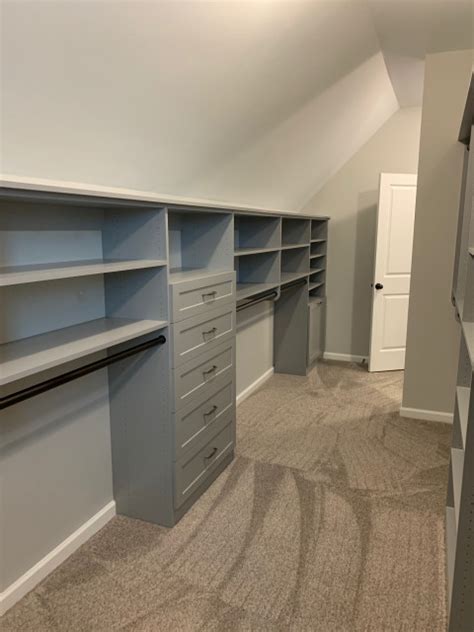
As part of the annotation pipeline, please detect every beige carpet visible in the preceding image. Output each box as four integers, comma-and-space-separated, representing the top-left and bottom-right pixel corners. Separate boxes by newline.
2, 362, 451, 631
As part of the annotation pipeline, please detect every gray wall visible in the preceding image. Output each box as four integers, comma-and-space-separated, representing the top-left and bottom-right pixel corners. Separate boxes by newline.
303, 107, 422, 358
402, 50, 473, 416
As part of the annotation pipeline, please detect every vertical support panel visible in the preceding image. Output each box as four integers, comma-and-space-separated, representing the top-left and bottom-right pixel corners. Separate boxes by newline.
274, 282, 308, 376
108, 331, 173, 526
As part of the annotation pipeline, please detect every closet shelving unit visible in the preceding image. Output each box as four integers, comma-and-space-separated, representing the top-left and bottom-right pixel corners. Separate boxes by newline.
0, 192, 169, 387
234, 213, 281, 301
232, 212, 328, 369
447, 72, 474, 632
0, 178, 329, 535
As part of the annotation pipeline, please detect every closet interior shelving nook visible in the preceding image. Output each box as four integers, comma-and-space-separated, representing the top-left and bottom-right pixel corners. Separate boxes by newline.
448, 71, 474, 632
0, 178, 329, 543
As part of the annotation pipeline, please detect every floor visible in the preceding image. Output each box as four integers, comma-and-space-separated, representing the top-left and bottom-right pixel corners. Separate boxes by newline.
2, 362, 451, 631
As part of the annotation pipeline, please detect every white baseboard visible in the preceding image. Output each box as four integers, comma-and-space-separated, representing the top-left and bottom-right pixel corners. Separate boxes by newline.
0, 500, 116, 617
323, 352, 367, 364
237, 368, 274, 406
400, 406, 453, 424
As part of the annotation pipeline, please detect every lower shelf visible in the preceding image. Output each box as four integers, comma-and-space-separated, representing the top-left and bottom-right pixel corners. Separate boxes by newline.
1, 317, 168, 386
456, 386, 470, 448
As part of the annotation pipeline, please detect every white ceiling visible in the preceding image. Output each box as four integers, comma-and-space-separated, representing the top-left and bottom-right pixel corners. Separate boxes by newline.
1, 1, 472, 209
369, 0, 474, 106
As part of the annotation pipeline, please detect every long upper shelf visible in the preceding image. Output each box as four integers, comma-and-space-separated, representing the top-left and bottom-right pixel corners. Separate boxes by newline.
0, 317, 168, 386
0, 174, 329, 220
0, 259, 167, 287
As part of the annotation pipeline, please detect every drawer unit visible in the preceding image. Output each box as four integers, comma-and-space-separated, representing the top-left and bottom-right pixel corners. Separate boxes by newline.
174, 421, 234, 507
172, 340, 234, 411
169, 271, 235, 322
174, 375, 234, 460
171, 303, 235, 367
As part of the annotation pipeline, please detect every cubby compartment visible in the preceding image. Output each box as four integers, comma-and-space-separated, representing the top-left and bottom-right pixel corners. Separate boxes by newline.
311, 219, 328, 242
309, 268, 325, 292
280, 246, 309, 284
281, 217, 310, 247
235, 250, 280, 300
234, 214, 280, 255
168, 209, 233, 279
0, 200, 167, 286
310, 240, 326, 257
0, 197, 169, 386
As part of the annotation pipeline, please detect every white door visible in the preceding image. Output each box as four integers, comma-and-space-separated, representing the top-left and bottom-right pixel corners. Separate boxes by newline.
369, 173, 417, 372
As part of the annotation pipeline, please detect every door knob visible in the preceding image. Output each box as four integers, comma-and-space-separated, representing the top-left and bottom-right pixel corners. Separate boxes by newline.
374, 283, 383, 290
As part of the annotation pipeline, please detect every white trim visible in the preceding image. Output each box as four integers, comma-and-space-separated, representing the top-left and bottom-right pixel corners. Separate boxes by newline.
0, 500, 116, 617
323, 352, 367, 364
237, 368, 274, 405
400, 406, 453, 424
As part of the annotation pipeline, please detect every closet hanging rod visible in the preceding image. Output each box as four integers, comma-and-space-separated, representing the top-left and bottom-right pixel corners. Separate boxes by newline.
1, 334, 167, 410
280, 278, 308, 292
236, 290, 279, 312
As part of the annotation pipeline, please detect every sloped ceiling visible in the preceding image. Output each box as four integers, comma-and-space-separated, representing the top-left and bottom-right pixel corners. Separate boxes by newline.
0, 1, 472, 210
369, 0, 473, 107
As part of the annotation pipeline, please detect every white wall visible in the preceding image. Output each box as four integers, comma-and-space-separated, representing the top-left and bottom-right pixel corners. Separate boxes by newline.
1, 1, 398, 210
402, 50, 473, 417
303, 107, 422, 359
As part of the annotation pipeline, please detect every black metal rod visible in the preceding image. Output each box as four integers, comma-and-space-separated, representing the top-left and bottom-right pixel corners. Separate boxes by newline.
1, 334, 167, 410
236, 290, 278, 312
280, 278, 308, 292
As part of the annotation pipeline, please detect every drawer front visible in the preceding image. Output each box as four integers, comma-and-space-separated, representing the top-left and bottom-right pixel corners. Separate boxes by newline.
170, 272, 235, 322
175, 421, 234, 507
172, 341, 234, 411
171, 303, 235, 367
174, 377, 234, 460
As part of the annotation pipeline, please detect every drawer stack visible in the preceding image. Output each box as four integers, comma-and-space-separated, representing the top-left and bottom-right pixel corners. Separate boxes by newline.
169, 270, 236, 518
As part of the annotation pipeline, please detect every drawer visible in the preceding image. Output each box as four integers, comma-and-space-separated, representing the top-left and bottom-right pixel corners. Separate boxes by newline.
171, 303, 235, 367
172, 341, 234, 411
174, 376, 235, 460
174, 421, 234, 507
169, 271, 235, 322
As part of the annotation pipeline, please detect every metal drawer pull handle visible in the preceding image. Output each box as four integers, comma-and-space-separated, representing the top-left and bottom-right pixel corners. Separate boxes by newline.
204, 447, 218, 460
203, 405, 218, 418
203, 365, 217, 377
202, 327, 217, 337
202, 291, 217, 300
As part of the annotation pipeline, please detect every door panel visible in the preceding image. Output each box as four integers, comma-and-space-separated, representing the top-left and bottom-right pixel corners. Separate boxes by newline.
369, 173, 417, 372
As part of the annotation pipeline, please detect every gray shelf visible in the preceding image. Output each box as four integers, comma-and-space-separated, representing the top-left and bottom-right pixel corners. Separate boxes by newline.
309, 281, 324, 291
234, 247, 279, 256
456, 386, 469, 448
280, 243, 309, 250
169, 267, 230, 283
311, 238, 326, 244
0, 258, 167, 287
280, 271, 308, 285
451, 447, 464, 529
310, 268, 324, 275
236, 282, 279, 301
1, 317, 168, 385
461, 320, 474, 365
310, 253, 325, 260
